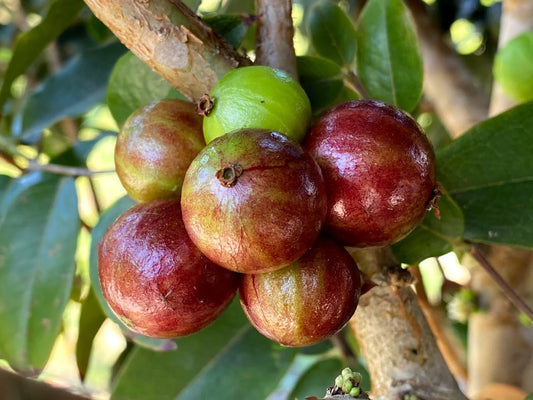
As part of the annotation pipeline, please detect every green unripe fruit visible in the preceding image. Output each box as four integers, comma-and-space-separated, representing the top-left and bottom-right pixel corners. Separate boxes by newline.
201, 66, 312, 143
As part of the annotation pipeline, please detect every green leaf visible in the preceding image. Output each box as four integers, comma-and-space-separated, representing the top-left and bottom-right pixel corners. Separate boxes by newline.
203, 14, 254, 48
107, 52, 186, 127
356, 0, 423, 112
0, 175, 79, 371
392, 190, 464, 264
112, 300, 298, 400
76, 288, 106, 379
0, 0, 85, 108
307, 0, 357, 67
437, 102, 533, 248
525, 394, 533, 400
17, 42, 126, 141
493, 31, 533, 103
89, 195, 176, 351
297, 55, 344, 113
289, 357, 342, 400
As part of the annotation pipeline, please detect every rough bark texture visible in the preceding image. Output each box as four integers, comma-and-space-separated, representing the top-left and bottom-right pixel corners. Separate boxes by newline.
406, 0, 488, 138
348, 248, 468, 400
82, 0, 250, 101
254, 0, 297, 78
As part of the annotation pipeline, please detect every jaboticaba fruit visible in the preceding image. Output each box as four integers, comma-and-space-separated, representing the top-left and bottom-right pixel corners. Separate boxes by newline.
304, 100, 437, 247
181, 128, 327, 274
239, 235, 362, 347
98, 199, 239, 338
114, 99, 205, 202
200, 66, 312, 144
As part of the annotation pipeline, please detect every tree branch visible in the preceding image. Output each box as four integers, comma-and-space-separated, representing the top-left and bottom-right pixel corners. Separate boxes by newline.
82, 0, 251, 101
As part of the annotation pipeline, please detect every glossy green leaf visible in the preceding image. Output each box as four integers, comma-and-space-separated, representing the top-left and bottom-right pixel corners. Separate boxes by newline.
89, 195, 176, 351
493, 31, 533, 103
0, 175, 79, 371
112, 299, 298, 400
356, 0, 423, 111
76, 288, 106, 379
289, 357, 342, 400
392, 191, 464, 264
17, 42, 126, 141
297, 55, 344, 113
437, 102, 533, 248
203, 14, 254, 48
0, 0, 85, 108
107, 52, 186, 127
307, 0, 357, 67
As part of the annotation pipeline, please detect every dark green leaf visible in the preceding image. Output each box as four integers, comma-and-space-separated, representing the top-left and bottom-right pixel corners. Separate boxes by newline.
0, 175, 79, 371
112, 299, 298, 400
307, 0, 357, 67
17, 42, 126, 141
107, 52, 186, 127
437, 102, 533, 248
0, 0, 85, 108
493, 31, 533, 103
297, 55, 344, 113
392, 191, 464, 264
0, 172, 45, 220
289, 357, 342, 400
89, 195, 176, 351
203, 14, 254, 48
76, 288, 106, 379
356, 0, 423, 111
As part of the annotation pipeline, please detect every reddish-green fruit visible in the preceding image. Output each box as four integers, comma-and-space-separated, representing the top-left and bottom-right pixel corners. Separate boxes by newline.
98, 199, 240, 338
181, 128, 327, 274
115, 99, 205, 202
201, 66, 312, 143
304, 100, 437, 247
240, 235, 362, 347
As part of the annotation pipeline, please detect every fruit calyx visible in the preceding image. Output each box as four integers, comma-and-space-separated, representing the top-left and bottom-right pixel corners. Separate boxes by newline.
196, 93, 214, 116
216, 163, 243, 187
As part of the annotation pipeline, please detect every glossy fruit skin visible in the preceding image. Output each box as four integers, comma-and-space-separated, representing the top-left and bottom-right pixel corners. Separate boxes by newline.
115, 99, 205, 202
304, 100, 437, 247
181, 128, 327, 274
98, 199, 240, 338
240, 235, 362, 347
202, 66, 312, 144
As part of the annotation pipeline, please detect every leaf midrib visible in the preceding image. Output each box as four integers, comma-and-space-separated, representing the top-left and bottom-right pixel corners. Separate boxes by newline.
446, 175, 533, 196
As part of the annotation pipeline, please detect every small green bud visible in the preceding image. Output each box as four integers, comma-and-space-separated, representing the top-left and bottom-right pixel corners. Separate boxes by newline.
335, 375, 344, 388
342, 367, 353, 377
342, 379, 353, 392
349, 386, 361, 397
352, 371, 362, 384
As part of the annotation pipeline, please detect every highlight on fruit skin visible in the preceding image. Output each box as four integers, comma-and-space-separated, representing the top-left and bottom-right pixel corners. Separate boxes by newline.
181, 128, 327, 274
114, 99, 205, 203
201, 65, 312, 144
304, 99, 438, 248
239, 235, 362, 347
97, 198, 240, 338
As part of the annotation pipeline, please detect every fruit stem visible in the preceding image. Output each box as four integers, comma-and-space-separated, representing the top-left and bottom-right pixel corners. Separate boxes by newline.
216, 164, 243, 187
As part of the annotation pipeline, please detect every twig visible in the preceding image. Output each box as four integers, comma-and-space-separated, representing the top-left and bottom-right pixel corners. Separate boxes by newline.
471, 244, 533, 321
343, 70, 370, 100
24, 160, 115, 177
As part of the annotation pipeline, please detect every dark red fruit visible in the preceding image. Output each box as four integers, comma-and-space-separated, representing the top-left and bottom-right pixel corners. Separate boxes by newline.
240, 235, 362, 347
304, 100, 437, 247
181, 128, 327, 274
115, 99, 205, 202
98, 199, 240, 338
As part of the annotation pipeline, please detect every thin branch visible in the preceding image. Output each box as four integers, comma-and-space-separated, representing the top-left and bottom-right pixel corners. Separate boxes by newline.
471, 244, 533, 321
24, 161, 115, 177
343, 70, 370, 100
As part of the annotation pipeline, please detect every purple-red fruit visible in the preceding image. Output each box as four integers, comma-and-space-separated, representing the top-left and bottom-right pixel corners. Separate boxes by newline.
304, 100, 437, 247
181, 128, 327, 274
115, 99, 205, 202
98, 199, 240, 338
240, 235, 362, 347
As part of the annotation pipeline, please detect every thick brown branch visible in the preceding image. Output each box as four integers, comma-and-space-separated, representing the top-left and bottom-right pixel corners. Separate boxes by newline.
82, 0, 250, 101
254, 0, 297, 77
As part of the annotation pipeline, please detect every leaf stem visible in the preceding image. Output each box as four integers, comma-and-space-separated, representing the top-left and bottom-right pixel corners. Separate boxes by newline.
343, 70, 370, 100
470, 244, 533, 321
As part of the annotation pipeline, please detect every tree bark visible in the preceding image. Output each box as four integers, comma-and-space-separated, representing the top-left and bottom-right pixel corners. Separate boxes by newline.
82, 0, 250, 101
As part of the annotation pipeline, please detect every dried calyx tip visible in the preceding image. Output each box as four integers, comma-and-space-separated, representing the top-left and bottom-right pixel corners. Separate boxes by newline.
216, 163, 243, 187
196, 93, 214, 116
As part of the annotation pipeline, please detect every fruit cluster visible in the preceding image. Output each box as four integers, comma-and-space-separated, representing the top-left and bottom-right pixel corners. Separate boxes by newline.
98, 65, 437, 346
